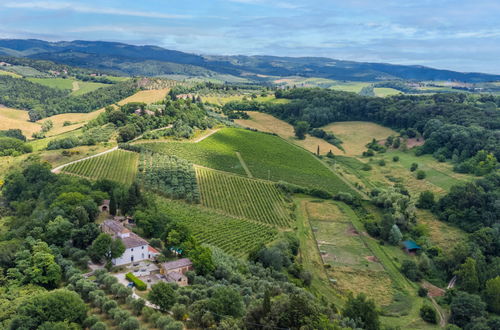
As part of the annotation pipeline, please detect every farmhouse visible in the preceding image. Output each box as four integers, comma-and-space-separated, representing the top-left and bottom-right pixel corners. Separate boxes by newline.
101, 220, 160, 266
134, 108, 156, 116
160, 258, 193, 287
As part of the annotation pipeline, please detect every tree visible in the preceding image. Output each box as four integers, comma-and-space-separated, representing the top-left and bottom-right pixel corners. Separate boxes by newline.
16, 241, 62, 288
417, 191, 435, 209
208, 286, 244, 319
410, 163, 418, 172
15, 289, 87, 329
388, 224, 403, 244
343, 293, 380, 330
294, 121, 309, 140
455, 257, 479, 293
420, 304, 437, 324
45, 216, 73, 246
416, 170, 426, 180
148, 282, 178, 312
110, 193, 117, 216
89, 233, 125, 264
189, 245, 215, 275
450, 291, 486, 328
401, 260, 421, 282
484, 276, 500, 313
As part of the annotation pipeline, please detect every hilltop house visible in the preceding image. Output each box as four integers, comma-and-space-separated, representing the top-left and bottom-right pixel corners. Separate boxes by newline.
101, 220, 160, 266
160, 258, 193, 287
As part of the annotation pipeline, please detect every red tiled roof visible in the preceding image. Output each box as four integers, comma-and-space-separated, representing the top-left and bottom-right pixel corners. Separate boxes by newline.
148, 246, 160, 254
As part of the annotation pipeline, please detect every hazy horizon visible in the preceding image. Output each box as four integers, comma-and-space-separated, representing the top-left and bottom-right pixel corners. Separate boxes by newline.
1, 0, 499, 74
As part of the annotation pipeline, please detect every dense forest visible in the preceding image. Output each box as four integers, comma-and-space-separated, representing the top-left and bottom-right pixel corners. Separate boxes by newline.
0, 75, 138, 120
223, 88, 500, 173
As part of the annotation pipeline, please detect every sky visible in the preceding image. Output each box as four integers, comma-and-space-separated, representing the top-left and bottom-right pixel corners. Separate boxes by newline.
0, 0, 499, 74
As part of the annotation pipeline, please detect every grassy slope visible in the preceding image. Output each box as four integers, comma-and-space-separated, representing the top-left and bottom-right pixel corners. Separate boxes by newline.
235, 111, 340, 156
0, 107, 41, 137
137, 128, 356, 195
322, 121, 397, 156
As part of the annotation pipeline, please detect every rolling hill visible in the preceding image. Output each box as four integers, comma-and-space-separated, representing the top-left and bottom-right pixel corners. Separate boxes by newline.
1, 39, 499, 82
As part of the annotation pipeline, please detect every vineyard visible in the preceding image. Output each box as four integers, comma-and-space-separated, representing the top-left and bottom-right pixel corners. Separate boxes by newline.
138, 152, 200, 203
137, 128, 356, 195
156, 198, 278, 257
61, 150, 138, 185
196, 167, 292, 227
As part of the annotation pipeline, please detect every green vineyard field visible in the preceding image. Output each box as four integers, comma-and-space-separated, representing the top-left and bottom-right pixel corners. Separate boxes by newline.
196, 166, 292, 227
62, 150, 138, 185
137, 128, 356, 195
156, 197, 278, 257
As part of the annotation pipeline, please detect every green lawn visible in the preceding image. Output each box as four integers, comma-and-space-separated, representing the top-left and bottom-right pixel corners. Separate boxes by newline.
27, 77, 74, 90
374, 87, 401, 97
136, 128, 356, 195
71, 81, 108, 95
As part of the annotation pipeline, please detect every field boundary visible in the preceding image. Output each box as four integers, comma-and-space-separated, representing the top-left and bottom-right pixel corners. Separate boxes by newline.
235, 152, 253, 178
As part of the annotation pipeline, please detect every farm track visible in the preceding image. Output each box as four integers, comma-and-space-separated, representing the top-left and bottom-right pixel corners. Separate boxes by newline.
235, 152, 253, 178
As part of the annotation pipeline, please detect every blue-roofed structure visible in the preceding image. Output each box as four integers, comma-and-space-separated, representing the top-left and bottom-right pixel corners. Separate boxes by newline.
402, 240, 421, 253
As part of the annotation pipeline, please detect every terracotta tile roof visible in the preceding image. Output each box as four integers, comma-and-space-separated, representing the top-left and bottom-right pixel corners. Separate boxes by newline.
121, 232, 148, 249
103, 220, 129, 234
161, 258, 192, 271
166, 271, 185, 282
148, 246, 160, 254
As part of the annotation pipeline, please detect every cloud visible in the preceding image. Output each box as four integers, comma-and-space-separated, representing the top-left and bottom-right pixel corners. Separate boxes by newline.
3, 1, 191, 19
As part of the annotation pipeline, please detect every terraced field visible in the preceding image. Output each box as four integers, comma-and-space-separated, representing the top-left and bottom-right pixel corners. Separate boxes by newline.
61, 150, 138, 184
156, 198, 278, 257
196, 166, 292, 227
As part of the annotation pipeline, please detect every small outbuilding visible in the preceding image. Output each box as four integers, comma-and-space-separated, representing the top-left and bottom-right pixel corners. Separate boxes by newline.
99, 200, 110, 212
402, 240, 421, 254
160, 258, 193, 287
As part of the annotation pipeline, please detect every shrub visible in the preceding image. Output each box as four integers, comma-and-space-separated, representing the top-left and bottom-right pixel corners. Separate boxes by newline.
362, 163, 372, 171
392, 156, 399, 162
420, 304, 437, 324
410, 163, 418, 171
416, 170, 426, 180
126, 272, 147, 291
418, 287, 428, 297
378, 159, 386, 166
90, 322, 107, 330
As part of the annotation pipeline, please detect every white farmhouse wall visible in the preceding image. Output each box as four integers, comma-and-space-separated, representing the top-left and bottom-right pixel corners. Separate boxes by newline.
112, 244, 149, 266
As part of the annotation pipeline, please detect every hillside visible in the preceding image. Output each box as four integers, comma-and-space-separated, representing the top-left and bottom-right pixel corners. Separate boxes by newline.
1, 39, 500, 82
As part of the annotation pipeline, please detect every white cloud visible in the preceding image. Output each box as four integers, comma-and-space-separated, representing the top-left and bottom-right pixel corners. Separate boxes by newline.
3, 1, 191, 19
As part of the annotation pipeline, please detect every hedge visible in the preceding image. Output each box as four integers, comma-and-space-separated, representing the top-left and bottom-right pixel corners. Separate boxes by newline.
125, 272, 147, 291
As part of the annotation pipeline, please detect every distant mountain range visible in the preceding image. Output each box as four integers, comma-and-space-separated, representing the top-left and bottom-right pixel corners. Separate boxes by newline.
1, 39, 499, 82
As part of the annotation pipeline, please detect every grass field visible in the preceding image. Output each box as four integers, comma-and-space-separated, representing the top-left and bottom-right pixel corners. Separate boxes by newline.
374, 87, 401, 97
304, 200, 394, 304
62, 150, 138, 185
196, 166, 292, 227
416, 209, 467, 251
27, 77, 74, 90
0, 69, 22, 78
235, 111, 340, 155
156, 197, 278, 257
322, 121, 397, 156
119, 88, 169, 104
137, 128, 355, 195
0, 106, 41, 137
331, 82, 372, 93
37, 110, 105, 137
26, 78, 108, 95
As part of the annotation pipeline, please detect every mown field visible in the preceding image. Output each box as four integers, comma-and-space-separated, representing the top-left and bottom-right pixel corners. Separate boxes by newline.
137, 128, 356, 195
0, 106, 41, 137
322, 121, 397, 156
155, 197, 278, 257
61, 150, 138, 185
196, 166, 292, 227
26, 77, 108, 95
374, 87, 401, 97
235, 111, 340, 156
